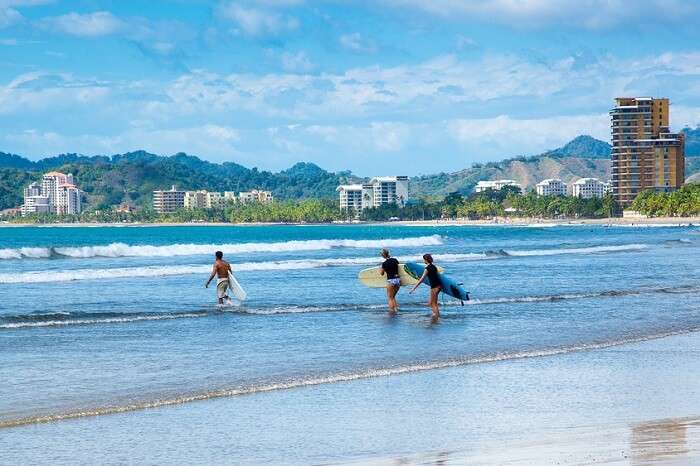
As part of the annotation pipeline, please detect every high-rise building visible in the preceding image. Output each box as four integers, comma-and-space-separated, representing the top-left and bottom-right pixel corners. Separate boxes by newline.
363, 176, 409, 208
337, 176, 409, 212
336, 185, 363, 213
153, 186, 186, 213
535, 179, 567, 196
22, 172, 81, 216
21, 181, 50, 216
610, 97, 685, 205
572, 178, 610, 199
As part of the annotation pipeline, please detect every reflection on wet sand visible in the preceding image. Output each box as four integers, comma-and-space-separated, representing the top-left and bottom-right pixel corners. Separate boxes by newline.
631, 417, 700, 465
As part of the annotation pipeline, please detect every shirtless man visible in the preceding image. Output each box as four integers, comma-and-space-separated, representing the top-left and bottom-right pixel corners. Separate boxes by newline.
205, 251, 233, 305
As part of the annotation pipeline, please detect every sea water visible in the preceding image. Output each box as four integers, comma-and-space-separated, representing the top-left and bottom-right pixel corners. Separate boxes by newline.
1, 224, 699, 463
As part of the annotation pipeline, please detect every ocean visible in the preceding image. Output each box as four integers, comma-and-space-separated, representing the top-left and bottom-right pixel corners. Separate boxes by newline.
1, 223, 699, 464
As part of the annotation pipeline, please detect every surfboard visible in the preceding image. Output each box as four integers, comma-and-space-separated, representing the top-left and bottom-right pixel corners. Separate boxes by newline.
227, 274, 247, 301
358, 264, 444, 288
358, 265, 417, 288
403, 262, 470, 302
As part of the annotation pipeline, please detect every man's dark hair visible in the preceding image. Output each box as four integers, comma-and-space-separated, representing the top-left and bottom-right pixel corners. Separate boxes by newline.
215, 251, 223, 259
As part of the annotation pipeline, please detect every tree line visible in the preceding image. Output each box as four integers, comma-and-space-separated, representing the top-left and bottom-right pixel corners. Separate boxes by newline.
7, 184, 700, 224
631, 183, 700, 217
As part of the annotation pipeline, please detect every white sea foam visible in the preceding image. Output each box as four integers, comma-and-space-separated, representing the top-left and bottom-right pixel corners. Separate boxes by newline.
1, 327, 695, 428
0, 245, 649, 284
0, 235, 444, 260
0, 258, 379, 284
0, 313, 204, 329
503, 243, 648, 256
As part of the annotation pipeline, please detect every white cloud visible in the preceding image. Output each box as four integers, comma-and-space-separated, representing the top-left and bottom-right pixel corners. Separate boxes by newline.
217, 2, 299, 36
279, 51, 315, 72
385, 0, 699, 29
5, 50, 700, 171
448, 114, 610, 153
339, 33, 377, 53
39, 11, 124, 37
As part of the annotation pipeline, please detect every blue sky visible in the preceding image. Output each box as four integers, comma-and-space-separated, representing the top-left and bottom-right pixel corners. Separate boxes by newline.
2, 0, 700, 175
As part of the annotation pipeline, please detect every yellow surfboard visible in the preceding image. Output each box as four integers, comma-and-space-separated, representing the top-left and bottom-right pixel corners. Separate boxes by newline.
358, 264, 443, 288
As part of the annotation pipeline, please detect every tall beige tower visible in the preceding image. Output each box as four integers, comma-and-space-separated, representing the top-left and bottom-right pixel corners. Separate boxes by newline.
610, 97, 685, 205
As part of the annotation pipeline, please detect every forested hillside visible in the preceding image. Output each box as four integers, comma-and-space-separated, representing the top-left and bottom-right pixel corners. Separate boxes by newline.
2, 134, 699, 210
0, 151, 358, 210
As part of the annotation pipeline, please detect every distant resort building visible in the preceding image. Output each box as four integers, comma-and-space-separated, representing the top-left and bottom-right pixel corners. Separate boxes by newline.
238, 190, 274, 204
337, 176, 409, 213
337, 184, 364, 212
535, 179, 567, 196
153, 186, 186, 214
153, 187, 273, 213
474, 179, 521, 193
21, 171, 81, 216
572, 178, 611, 199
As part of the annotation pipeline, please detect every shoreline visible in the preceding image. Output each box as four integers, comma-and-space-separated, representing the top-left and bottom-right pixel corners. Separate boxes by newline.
1, 216, 699, 228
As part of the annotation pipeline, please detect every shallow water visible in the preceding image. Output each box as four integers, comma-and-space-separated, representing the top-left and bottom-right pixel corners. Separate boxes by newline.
1, 224, 699, 460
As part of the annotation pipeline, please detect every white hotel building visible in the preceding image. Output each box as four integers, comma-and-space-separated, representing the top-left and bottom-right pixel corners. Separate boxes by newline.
22, 172, 81, 216
337, 176, 409, 213
536, 179, 567, 196
474, 179, 521, 193
336, 184, 363, 212
572, 178, 611, 199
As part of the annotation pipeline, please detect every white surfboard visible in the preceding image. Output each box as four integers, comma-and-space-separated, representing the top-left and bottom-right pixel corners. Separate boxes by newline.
227, 274, 247, 301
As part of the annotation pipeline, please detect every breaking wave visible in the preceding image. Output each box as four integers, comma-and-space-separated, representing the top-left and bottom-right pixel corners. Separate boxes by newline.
494, 243, 649, 257
0, 244, 652, 285
0, 254, 489, 284
1, 326, 697, 428
0, 235, 444, 260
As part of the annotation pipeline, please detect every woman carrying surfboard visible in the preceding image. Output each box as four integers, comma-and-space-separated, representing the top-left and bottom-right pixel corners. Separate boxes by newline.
409, 254, 442, 322
379, 248, 401, 315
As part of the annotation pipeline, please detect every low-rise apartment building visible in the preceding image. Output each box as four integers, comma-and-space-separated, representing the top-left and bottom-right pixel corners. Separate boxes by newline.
572, 178, 611, 199
536, 179, 567, 196
156, 188, 274, 212
474, 179, 521, 193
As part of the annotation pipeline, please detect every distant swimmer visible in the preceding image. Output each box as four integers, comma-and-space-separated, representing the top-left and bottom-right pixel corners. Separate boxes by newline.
409, 254, 442, 322
379, 248, 401, 315
205, 251, 233, 305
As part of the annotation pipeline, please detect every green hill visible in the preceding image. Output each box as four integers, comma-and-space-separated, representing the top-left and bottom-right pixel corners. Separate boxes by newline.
0, 151, 359, 210
2, 135, 699, 211
545, 135, 611, 158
